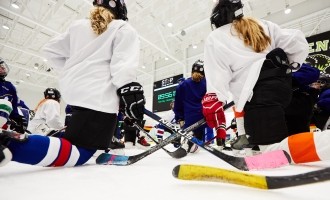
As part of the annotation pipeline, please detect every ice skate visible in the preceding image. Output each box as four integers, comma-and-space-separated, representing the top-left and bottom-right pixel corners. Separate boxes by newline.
136, 136, 151, 150
106, 137, 125, 155
0, 145, 12, 167
230, 134, 250, 156
181, 139, 200, 154
0, 130, 18, 167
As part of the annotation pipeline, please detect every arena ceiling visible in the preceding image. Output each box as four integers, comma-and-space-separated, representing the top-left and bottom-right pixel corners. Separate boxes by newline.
0, 0, 329, 98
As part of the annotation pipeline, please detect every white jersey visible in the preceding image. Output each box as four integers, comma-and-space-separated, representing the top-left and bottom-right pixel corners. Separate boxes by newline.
27, 99, 63, 135
42, 19, 140, 114
204, 19, 309, 112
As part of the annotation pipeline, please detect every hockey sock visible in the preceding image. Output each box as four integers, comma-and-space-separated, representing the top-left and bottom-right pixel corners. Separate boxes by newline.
205, 127, 214, 143
156, 128, 164, 140
8, 135, 96, 167
233, 107, 246, 136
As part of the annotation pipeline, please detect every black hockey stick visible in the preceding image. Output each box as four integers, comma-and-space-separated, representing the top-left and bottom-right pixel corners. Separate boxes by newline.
131, 121, 187, 158
145, 101, 235, 156
144, 104, 291, 171
96, 117, 205, 165
173, 164, 330, 189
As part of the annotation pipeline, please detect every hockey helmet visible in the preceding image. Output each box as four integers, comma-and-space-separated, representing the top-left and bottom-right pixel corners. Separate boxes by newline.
192, 60, 205, 76
93, 0, 128, 21
0, 58, 9, 80
318, 72, 330, 89
210, 0, 244, 29
44, 88, 61, 101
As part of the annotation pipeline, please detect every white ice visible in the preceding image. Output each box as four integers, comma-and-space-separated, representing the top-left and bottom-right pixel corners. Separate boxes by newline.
1, 146, 329, 200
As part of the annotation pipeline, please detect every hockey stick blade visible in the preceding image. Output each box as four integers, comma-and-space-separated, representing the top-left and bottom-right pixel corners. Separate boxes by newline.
173, 164, 330, 189
132, 121, 187, 159
144, 103, 291, 171
96, 118, 205, 165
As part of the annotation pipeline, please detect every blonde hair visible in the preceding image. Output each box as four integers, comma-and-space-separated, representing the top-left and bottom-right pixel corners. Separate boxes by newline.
90, 7, 115, 35
232, 17, 271, 53
191, 72, 204, 82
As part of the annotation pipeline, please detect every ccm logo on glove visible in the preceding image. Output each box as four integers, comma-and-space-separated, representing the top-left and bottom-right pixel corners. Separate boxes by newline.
117, 82, 145, 120
119, 85, 143, 93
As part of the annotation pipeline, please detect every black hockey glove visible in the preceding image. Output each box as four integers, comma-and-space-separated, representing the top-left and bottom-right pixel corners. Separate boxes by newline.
266, 48, 300, 70
10, 115, 26, 134
266, 48, 289, 68
117, 82, 145, 120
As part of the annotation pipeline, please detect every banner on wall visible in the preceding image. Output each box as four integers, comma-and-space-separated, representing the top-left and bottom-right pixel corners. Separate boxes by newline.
152, 74, 183, 112
306, 30, 330, 75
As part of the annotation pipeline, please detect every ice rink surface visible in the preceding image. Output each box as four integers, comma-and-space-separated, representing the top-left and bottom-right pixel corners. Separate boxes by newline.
1, 146, 329, 200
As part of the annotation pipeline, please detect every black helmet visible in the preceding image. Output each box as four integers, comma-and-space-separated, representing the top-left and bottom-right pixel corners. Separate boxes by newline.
192, 60, 204, 76
210, 0, 244, 29
44, 88, 61, 101
0, 58, 9, 81
93, 0, 128, 21
318, 72, 330, 89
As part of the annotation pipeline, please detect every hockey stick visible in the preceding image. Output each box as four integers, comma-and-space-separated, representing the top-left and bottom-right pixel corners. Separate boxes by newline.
96, 117, 205, 165
173, 164, 330, 189
144, 101, 235, 156
144, 105, 291, 171
46, 126, 66, 137
132, 121, 187, 159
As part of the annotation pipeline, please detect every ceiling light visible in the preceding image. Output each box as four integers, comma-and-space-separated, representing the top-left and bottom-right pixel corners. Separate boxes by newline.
2, 25, 9, 30
26, 73, 30, 77
284, 5, 291, 14
192, 45, 198, 49
141, 65, 146, 69
11, 2, 20, 9
34, 66, 38, 70
167, 22, 173, 27
164, 57, 169, 61
43, 58, 48, 62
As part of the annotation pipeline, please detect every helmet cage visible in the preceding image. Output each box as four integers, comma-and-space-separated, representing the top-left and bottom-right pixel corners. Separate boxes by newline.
0, 59, 9, 79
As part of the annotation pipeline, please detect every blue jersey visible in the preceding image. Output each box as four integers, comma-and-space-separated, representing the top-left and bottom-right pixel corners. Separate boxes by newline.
173, 77, 206, 130
18, 99, 30, 110
318, 89, 330, 113
0, 80, 20, 118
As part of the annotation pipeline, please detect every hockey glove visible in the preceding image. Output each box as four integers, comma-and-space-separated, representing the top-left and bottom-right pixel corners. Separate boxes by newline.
266, 48, 299, 70
117, 82, 145, 120
10, 115, 26, 134
202, 93, 226, 140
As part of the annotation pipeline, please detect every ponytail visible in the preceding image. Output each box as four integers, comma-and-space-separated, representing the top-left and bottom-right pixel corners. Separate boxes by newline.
232, 17, 271, 53
90, 7, 115, 35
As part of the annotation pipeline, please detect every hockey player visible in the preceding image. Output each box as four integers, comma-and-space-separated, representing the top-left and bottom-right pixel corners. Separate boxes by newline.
202, 0, 308, 148
201, 0, 330, 163
0, 58, 25, 134
155, 100, 176, 142
312, 73, 330, 130
27, 88, 64, 135
285, 63, 321, 134
174, 60, 221, 153
0, 0, 145, 167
